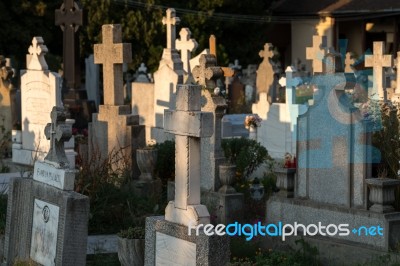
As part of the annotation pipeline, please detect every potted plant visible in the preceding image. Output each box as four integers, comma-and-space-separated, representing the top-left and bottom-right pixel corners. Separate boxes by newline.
117, 226, 145, 266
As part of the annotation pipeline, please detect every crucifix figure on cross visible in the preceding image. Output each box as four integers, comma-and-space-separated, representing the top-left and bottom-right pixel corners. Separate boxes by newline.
94, 24, 132, 106
44, 106, 72, 168
55, 0, 83, 90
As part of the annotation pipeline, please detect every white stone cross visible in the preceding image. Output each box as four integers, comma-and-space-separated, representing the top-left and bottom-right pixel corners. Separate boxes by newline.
164, 82, 214, 226
365, 41, 393, 100
306, 35, 327, 74
28, 37, 48, 71
229, 59, 242, 70
44, 106, 72, 168
162, 8, 180, 50
94, 24, 132, 106
176, 28, 198, 74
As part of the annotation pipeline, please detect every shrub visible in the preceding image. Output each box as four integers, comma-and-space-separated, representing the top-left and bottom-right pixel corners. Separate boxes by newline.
154, 140, 175, 181
222, 138, 273, 179
118, 226, 145, 239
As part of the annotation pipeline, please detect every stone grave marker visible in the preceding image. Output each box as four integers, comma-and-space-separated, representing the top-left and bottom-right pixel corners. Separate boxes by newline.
145, 79, 229, 265
12, 37, 64, 166
90, 24, 144, 177
176, 28, 198, 75
152, 8, 184, 142
0, 56, 15, 156
306, 35, 327, 74
267, 49, 400, 251
135, 62, 150, 83
256, 43, 279, 103
85, 54, 100, 108
365, 41, 393, 100
4, 106, 89, 266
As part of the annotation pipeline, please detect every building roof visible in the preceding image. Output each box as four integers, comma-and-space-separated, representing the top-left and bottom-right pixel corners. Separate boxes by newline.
272, 0, 400, 19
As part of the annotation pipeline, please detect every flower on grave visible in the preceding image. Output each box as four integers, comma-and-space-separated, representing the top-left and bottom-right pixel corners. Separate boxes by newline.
213, 87, 220, 95
283, 152, 296, 168
244, 114, 262, 129
72, 127, 78, 135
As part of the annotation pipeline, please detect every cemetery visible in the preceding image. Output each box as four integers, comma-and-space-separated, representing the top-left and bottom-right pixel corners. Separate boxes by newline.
3, 0, 400, 265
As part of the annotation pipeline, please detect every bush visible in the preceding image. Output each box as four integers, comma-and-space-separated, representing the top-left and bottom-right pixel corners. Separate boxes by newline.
118, 226, 145, 239
154, 140, 175, 181
222, 138, 273, 179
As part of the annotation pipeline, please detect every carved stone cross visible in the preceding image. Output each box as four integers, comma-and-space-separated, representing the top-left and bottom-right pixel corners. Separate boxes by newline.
55, 0, 83, 89
162, 8, 180, 50
44, 106, 72, 168
28, 37, 48, 70
164, 81, 214, 226
306, 35, 328, 74
192, 54, 223, 89
176, 28, 198, 74
365, 41, 393, 100
94, 24, 132, 106
344, 52, 356, 73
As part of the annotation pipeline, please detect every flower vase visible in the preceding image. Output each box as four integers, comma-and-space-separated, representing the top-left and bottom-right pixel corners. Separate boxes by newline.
218, 164, 237, 194
136, 148, 158, 181
249, 126, 257, 140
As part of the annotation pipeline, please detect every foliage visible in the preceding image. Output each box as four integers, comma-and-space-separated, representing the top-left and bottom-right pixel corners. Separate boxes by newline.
230, 238, 320, 266
222, 138, 273, 179
12, 260, 39, 266
75, 143, 163, 234
86, 253, 120, 266
154, 140, 175, 181
118, 226, 145, 239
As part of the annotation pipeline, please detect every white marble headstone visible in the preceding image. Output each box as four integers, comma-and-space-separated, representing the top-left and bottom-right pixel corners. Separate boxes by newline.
30, 199, 60, 266
155, 232, 196, 266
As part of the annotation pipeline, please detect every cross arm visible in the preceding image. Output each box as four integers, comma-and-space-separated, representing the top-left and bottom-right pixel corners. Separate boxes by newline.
164, 110, 214, 138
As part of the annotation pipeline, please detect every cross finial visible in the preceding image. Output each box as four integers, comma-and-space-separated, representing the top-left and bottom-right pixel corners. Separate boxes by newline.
55, 0, 83, 32
138, 62, 147, 73
44, 106, 72, 168
259, 43, 275, 59
306, 35, 328, 74
94, 24, 132, 106
192, 54, 223, 89
27, 37, 48, 71
176, 28, 198, 74
344, 52, 356, 73
162, 8, 180, 50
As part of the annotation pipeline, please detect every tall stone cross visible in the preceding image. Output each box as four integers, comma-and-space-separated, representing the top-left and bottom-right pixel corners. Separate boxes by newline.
365, 41, 393, 100
162, 8, 180, 50
306, 35, 327, 74
176, 28, 198, 74
164, 82, 214, 226
55, 0, 83, 89
94, 24, 132, 106
192, 54, 223, 89
209, 35, 235, 78
44, 106, 72, 168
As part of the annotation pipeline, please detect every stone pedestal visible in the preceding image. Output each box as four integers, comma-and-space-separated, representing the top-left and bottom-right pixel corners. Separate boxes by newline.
366, 178, 400, 213
274, 168, 296, 198
145, 216, 230, 266
203, 191, 244, 225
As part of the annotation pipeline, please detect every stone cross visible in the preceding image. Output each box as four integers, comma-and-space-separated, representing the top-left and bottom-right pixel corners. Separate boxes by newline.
164, 82, 214, 226
138, 62, 147, 73
94, 24, 132, 106
209, 35, 235, 78
192, 54, 223, 89
306, 35, 327, 74
229, 59, 242, 70
44, 106, 72, 168
162, 8, 180, 50
55, 0, 83, 89
27, 37, 48, 70
365, 41, 393, 100
344, 52, 356, 73
176, 28, 198, 74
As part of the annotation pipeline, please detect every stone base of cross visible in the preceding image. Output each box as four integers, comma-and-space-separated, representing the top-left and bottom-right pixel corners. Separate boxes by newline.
164, 82, 214, 227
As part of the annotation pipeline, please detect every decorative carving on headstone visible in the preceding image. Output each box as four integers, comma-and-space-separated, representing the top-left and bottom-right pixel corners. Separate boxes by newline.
44, 106, 72, 168
27, 37, 48, 71
192, 54, 223, 89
